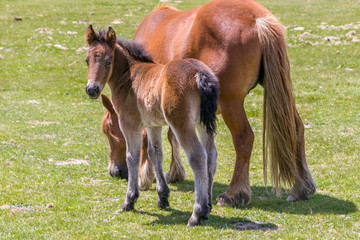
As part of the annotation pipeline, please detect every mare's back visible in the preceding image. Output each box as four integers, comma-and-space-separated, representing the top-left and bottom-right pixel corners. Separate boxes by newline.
133, 0, 270, 65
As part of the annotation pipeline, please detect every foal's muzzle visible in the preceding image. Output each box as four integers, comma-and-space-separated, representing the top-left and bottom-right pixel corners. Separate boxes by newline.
86, 85, 100, 99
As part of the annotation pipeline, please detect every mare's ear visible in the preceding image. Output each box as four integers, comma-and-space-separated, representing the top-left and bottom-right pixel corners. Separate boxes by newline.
105, 26, 117, 47
85, 24, 96, 45
100, 93, 115, 114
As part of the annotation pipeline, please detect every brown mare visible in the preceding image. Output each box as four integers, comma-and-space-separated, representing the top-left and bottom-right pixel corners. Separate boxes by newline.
101, 93, 186, 190
129, 0, 316, 207
84, 26, 219, 226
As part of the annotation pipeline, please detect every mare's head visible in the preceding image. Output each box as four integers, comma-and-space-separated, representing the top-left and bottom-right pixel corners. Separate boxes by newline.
84, 25, 122, 99
100, 94, 128, 179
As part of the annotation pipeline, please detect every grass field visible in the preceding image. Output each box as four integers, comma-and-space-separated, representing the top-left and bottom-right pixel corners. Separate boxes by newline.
1, 0, 359, 239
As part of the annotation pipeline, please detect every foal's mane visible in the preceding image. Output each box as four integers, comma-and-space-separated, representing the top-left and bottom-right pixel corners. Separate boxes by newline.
93, 29, 154, 64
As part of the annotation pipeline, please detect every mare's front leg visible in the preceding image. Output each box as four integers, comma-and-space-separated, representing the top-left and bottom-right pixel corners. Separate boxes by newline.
121, 129, 143, 211
146, 127, 170, 208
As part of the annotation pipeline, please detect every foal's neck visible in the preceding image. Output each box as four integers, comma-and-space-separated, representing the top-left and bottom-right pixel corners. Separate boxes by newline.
107, 44, 159, 98
106, 46, 132, 96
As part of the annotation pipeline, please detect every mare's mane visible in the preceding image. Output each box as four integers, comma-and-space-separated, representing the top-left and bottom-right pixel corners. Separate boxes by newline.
117, 38, 154, 63
155, 4, 178, 11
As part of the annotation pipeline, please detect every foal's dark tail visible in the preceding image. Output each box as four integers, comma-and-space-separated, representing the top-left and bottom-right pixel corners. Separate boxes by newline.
195, 66, 219, 137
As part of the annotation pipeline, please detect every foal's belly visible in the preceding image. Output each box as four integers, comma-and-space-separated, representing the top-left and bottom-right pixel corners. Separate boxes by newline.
138, 104, 167, 127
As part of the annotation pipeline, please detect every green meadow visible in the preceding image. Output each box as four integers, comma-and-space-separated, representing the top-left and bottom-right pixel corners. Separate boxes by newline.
0, 0, 359, 239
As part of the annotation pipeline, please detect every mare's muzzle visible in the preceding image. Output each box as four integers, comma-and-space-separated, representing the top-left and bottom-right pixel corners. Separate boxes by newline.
86, 85, 100, 99
109, 163, 128, 180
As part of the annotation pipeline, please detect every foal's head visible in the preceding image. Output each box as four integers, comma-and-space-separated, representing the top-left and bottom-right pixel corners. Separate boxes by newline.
84, 25, 123, 99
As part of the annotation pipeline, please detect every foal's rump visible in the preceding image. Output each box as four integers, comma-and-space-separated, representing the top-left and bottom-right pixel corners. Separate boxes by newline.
161, 59, 219, 137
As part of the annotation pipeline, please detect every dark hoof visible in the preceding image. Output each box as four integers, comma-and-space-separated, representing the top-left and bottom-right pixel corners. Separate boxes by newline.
157, 199, 170, 209
200, 214, 209, 222
187, 214, 209, 227
187, 203, 210, 226
216, 191, 251, 207
157, 188, 170, 209
121, 202, 134, 211
187, 216, 201, 227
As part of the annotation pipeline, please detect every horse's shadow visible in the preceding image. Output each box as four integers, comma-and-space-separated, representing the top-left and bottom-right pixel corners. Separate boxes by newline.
119, 179, 357, 231
134, 180, 357, 230
170, 180, 357, 215
140, 208, 278, 231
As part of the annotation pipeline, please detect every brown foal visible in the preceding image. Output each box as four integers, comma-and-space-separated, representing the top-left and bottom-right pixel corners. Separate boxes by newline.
85, 26, 219, 226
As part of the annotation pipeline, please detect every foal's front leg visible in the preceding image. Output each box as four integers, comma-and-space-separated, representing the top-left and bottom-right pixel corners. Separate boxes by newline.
146, 127, 170, 209
121, 129, 143, 211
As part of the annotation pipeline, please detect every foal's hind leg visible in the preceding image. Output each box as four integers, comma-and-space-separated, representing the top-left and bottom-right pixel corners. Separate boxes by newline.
166, 128, 186, 183
287, 110, 316, 201
197, 124, 217, 217
146, 127, 170, 208
171, 126, 210, 226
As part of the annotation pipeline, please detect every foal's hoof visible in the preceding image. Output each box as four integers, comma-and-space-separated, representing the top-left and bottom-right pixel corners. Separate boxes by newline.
157, 199, 170, 209
121, 203, 134, 211
187, 214, 208, 227
187, 216, 201, 227
216, 191, 251, 207
200, 214, 209, 222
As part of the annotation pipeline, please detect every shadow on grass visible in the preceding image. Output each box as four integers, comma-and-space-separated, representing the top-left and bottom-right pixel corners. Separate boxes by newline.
170, 180, 357, 215
141, 208, 278, 231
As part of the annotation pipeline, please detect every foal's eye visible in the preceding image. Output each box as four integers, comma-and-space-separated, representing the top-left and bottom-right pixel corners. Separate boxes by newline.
106, 58, 112, 66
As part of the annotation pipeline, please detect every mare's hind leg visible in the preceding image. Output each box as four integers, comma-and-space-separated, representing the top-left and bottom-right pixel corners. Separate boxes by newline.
216, 99, 254, 207
146, 127, 170, 208
171, 126, 210, 226
166, 128, 186, 183
287, 110, 316, 201
121, 129, 143, 211
197, 124, 217, 216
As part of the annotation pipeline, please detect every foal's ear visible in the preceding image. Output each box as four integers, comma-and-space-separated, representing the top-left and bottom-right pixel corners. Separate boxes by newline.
100, 93, 115, 114
85, 24, 96, 45
105, 26, 117, 47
